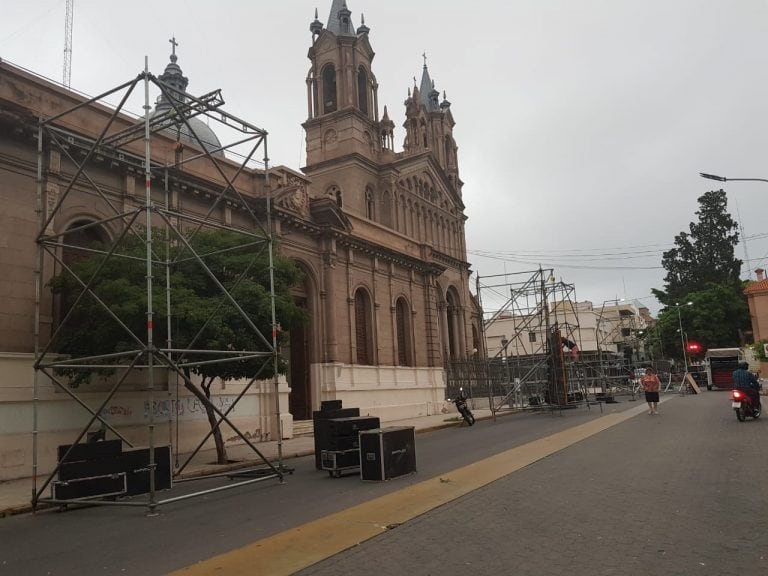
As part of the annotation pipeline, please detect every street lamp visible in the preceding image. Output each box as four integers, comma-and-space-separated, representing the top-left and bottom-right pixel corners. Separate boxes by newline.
672, 301, 693, 373
700, 173, 768, 184
699, 172, 761, 279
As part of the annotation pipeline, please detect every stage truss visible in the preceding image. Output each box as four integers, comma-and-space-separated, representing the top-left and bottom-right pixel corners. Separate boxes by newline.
32, 59, 286, 512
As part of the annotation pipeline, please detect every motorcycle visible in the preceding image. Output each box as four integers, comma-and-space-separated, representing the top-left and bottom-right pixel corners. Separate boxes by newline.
450, 387, 475, 426
731, 388, 761, 422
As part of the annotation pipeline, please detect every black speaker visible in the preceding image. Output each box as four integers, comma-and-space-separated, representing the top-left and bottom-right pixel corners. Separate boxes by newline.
55, 443, 172, 498
360, 426, 416, 481
326, 434, 360, 451
320, 400, 343, 411
312, 408, 361, 469
326, 416, 380, 437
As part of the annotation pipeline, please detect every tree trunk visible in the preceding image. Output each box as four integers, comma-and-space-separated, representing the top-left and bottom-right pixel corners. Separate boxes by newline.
182, 370, 229, 464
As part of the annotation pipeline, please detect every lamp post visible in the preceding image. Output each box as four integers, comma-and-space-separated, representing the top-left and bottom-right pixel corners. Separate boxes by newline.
700, 172, 764, 278
700, 173, 768, 184
672, 301, 693, 373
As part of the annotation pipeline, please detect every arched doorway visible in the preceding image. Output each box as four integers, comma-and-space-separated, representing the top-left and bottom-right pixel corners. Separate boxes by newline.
287, 263, 315, 421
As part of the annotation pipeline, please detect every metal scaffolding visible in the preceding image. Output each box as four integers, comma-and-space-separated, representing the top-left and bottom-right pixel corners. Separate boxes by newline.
32, 59, 284, 512
475, 268, 590, 413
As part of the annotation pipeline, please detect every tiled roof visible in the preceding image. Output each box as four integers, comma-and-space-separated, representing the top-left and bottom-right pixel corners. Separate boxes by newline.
744, 278, 768, 294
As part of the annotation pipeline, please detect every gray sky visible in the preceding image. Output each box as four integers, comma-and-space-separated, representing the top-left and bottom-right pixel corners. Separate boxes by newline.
4, 0, 768, 315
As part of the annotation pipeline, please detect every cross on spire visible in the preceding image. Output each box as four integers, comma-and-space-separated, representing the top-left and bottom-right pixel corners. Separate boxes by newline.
169, 36, 179, 56
422, 52, 428, 68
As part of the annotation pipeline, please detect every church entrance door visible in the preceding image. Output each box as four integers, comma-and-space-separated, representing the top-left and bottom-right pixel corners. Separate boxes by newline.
288, 298, 311, 420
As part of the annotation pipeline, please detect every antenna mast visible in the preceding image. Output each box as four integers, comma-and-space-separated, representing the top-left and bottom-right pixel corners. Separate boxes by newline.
63, 0, 73, 88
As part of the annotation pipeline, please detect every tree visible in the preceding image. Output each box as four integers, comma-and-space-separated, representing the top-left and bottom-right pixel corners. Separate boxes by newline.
653, 189, 742, 305
50, 228, 307, 464
654, 283, 751, 361
652, 190, 750, 358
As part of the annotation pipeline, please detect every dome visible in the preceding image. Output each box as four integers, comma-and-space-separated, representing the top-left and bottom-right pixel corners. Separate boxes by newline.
153, 40, 223, 157
155, 113, 223, 156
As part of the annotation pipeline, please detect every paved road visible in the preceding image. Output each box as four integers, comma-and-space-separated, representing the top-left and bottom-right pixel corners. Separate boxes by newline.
297, 391, 768, 576
1, 391, 765, 575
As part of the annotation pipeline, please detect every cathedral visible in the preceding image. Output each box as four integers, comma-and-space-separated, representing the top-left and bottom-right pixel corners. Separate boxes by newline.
0, 0, 481, 479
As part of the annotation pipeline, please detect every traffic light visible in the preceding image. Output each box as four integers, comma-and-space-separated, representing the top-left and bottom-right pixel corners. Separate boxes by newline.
687, 342, 701, 354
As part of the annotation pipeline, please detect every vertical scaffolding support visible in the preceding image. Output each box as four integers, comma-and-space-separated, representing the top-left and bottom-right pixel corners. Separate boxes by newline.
264, 141, 284, 471
142, 56, 158, 511
32, 121, 44, 507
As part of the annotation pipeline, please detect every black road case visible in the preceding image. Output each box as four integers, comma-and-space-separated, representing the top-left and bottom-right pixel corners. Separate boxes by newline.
320, 449, 361, 478
360, 426, 416, 481
312, 407, 361, 469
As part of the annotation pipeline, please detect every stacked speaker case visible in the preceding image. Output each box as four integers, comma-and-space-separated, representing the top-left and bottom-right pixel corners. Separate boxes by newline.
359, 426, 416, 481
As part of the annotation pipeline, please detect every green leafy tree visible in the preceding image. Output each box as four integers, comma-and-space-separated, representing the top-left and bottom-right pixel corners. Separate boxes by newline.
655, 283, 751, 362
50, 228, 307, 463
652, 190, 750, 360
653, 190, 742, 305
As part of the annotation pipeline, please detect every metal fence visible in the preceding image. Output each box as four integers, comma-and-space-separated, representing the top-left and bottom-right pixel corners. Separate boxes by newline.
445, 354, 674, 412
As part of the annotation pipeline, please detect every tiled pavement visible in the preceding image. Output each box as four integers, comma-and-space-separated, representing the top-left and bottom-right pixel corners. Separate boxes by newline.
296, 391, 767, 576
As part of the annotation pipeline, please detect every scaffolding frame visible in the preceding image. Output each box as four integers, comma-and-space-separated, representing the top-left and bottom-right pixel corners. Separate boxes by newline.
474, 268, 590, 414
32, 59, 285, 512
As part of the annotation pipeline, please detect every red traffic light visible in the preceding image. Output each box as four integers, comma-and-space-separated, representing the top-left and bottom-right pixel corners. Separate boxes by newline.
687, 342, 701, 353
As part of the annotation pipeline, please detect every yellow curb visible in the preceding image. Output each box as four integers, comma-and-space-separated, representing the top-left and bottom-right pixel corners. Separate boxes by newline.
168, 402, 647, 576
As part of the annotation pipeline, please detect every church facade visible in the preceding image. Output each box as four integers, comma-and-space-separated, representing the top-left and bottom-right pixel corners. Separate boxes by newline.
0, 1, 481, 479
277, 2, 482, 421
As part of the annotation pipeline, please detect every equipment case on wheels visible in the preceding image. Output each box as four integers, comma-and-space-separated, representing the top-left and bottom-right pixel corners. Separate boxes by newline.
359, 426, 416, 481
320, 449, 361, 478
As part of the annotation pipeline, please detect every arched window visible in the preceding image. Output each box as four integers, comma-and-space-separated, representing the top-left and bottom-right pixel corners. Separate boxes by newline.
445, 289, 460, 359
444, 136, 454, 166
395, 298, 412, 366
365, 188, 375, 221
357, 66, 369, 115
381, 190, 392, 227
354, 288, 373, 365
59, 221, 109, 325
322, 64, 337, 114
62, 222, 107, 268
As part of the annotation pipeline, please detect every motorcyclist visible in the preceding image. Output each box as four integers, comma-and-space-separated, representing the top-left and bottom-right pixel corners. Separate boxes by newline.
732, 362, 762, 411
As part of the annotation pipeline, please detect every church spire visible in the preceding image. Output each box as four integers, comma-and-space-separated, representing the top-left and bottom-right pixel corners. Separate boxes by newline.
327, 0, 355, 36
357, 12, 369, 35
156, 36, 189, 111
418, 54, 440, 112
310, 8, 324, 36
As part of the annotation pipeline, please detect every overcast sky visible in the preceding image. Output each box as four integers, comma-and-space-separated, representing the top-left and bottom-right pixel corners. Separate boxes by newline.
3, 0, 768, 315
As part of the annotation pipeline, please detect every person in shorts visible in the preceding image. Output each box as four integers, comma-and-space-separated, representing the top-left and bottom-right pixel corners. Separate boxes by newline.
640, 367, 661, 415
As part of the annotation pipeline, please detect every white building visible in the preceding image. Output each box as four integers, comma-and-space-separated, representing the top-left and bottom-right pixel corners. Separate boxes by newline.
485, 300, 650, 362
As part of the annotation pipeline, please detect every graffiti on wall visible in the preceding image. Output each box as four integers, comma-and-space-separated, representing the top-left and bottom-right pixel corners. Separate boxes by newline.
143, 396, 236, 420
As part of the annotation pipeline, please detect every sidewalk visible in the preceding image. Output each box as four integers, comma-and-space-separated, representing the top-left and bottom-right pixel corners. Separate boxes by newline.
0, 407, 492, 517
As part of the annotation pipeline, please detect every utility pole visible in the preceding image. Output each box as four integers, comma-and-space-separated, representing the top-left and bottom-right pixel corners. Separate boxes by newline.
63, 0, 73, 88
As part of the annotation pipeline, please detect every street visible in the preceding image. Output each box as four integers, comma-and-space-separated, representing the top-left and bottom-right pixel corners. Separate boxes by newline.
1, 391, 766, 576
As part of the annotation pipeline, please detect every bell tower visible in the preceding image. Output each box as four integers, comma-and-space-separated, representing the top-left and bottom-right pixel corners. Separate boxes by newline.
304, 1, 381, 167
403, 57, 461, 192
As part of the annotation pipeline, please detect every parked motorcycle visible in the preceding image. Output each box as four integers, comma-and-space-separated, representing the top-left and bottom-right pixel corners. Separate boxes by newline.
450, 387, 475, 426
731, 388, 761, 422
